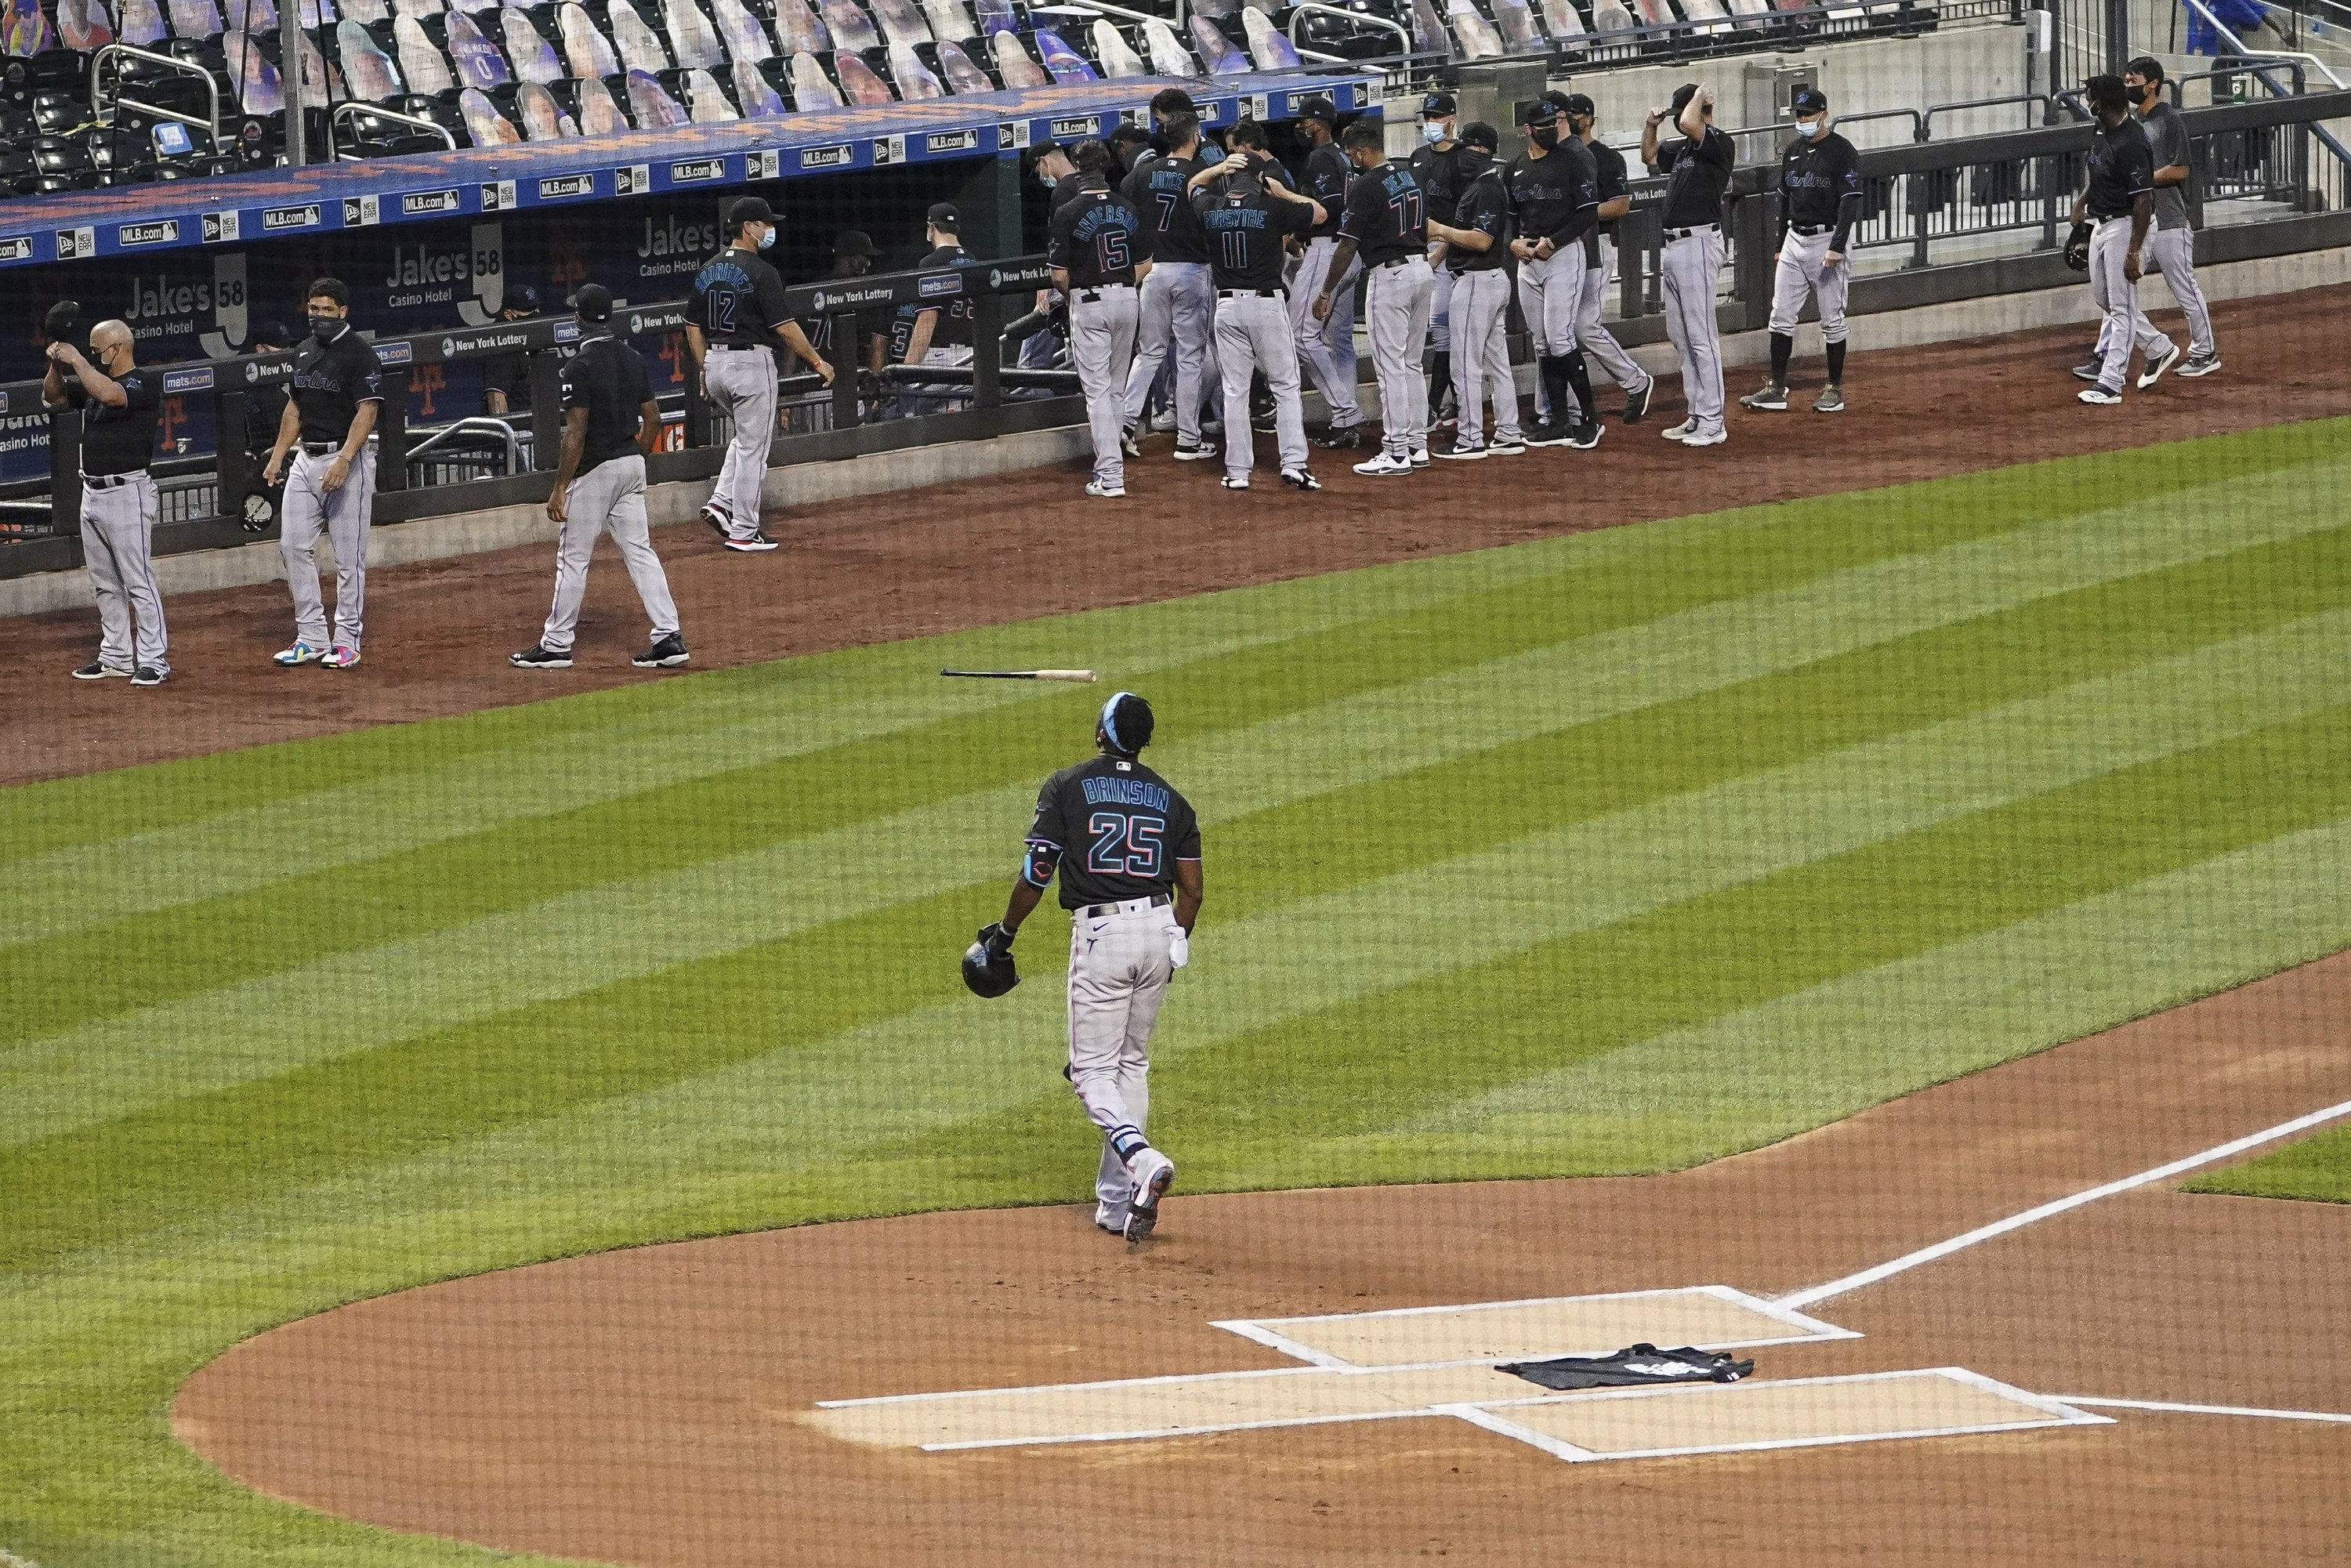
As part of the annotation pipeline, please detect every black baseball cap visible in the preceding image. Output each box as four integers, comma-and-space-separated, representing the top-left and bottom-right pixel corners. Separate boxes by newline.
1669, 81, 1700, 117
835, 229, 878, 258
1519, 90, 1573, 124
926, 201, 961, 229
1563, 92, 1596, 117
1422, 91, 1456, 118
1459, 120, 1499, 152
726, 194, 775, 227
1297, 95, 1338, 125
571, 283, 613, 323
505, 284, 539, 313
1792, 86, 1828, 114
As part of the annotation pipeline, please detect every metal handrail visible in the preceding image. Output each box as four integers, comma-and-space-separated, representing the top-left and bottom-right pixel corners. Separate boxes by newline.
1922, 92, 2056, 135
1288, 2, 1415, 58
403, 416, 523, 473
1830, 105, 1929, 142
328, 99, 458, 160
89, 42, 226, 158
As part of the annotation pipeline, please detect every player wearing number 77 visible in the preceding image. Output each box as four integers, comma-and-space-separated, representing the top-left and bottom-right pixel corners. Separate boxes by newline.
975, 693, 1203, 1244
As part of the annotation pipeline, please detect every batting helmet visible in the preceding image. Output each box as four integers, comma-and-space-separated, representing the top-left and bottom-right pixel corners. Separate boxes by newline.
962, 927, 1019, 998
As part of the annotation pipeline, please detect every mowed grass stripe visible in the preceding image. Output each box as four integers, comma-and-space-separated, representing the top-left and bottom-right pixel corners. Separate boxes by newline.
7, 489, 2335, 1126
17, 605, 2333, 1282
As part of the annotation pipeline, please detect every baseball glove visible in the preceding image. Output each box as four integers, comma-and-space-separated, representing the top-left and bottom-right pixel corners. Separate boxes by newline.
2063, 221, 2092, 272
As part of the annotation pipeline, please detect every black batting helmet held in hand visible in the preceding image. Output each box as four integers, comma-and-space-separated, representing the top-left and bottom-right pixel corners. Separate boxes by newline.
962, 931, 1018, 998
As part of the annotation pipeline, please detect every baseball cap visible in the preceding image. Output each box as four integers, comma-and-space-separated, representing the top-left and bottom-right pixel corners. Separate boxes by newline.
1459, 120, 1499, 153
1421, 91, 1456, 118
571, 283, 614, 323
1518, 90, 1573, 124
1669, 81, 1700, 117
1791, 86, 1828, 114
1562, 92, 1596, 117
835, 228, 878, 258
726, 194, 775, 227
505, 284, 539, 313
1297, 95, 1339, 125
926, 201, 962, 229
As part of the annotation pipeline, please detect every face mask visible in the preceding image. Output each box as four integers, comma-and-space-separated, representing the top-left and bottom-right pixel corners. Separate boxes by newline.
1458, 149, 1492, 179
309, 316, 340, 344
1038, 171, 1057, 189
755, 225, 776, 251
1529, 124, 1559, 151
1797, 115, 1825, 136
1422, 120, 1447, 144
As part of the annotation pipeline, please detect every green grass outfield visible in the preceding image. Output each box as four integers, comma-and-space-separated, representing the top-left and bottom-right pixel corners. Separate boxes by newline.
8, 418, 2351, 1566
2192, 1125, 2351, 1203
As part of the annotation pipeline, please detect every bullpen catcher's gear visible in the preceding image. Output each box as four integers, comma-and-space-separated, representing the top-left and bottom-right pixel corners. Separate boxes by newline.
962, 923, 1018, 997
2064, 221, 2092, 272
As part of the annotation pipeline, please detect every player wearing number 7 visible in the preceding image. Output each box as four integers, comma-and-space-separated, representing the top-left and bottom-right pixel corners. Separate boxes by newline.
976, 693, 1203, 1244
1048, 140, 1151, 499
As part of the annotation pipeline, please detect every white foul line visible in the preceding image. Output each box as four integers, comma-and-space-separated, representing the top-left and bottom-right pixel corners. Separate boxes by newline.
1777, 1095, 2351, 1311
2054, 1396, 2351, 1426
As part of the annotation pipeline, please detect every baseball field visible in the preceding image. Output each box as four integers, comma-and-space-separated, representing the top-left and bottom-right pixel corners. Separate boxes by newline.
6, 406, 2351, 1563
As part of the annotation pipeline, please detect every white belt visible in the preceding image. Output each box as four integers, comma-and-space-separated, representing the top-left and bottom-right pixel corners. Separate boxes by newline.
1078, 892, 1173, 920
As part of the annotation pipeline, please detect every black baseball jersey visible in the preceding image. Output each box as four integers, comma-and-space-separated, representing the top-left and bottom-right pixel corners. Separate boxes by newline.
288, 325, 384, 445
1123, 148, 1215, 264
892, 244, 975, 360
1408, 139, 1473, 227
562, 331, 656, 469
800, 262, 884, 362
1657, 125, 1736, 230
1780, 131, 1863, 248
2085, 114, 2155, 219
1196, 179, 1317, 291
1504, 140, 1598, 249
1049, 180, 1144, 289
1024, 752, 1201, 910
480, 340, 532, 413
691, 246, 791, 351
68, 367, 161, 475
1448, 164, 1510, 273
1588, 136, 1631, 239
1337, 161, 1425, 266
1300, 140, 1350, 240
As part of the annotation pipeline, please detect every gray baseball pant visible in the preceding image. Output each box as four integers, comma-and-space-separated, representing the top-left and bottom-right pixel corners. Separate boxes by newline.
1123, 260, 1219, 445
1288, 237, 1360, 428
539, 453, 679, 654
1070, 283, 1139, 489
1661, 226, 1726, 432
79, 471, 168, 675
701, 344, 775, 539
1364, 255, 1436, 458
1428, 255, 1454, 353
1577, 236, 1650, 393
2144, 224, 2215, 358
2089, 217, 2171, 392
1516, 245, 1585, 356
281, 447, 375, 651
1214, 292, 1309, 481
1067, 899, 1178, 1208
1768, 227, 1851, 343
1447, 267, 1521, 447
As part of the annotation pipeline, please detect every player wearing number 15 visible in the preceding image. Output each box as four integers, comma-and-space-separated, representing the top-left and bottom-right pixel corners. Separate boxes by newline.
976, 693, 1203, 1244
1049, 140, 1150, 500
686, 197, 835, 553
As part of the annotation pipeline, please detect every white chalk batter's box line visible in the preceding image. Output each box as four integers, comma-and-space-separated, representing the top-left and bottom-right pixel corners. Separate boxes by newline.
1435, 1368, 2115, 1464
1209, 1284, 1862, 1370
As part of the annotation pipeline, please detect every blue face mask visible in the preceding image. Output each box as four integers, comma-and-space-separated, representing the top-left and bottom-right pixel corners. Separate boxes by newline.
756, 225, 776, 252
1422, 119, 1447, 144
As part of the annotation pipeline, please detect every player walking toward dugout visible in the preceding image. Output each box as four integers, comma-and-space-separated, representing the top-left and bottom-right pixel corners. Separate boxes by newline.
686, 197, 835, 552
1314, 120, 1434, 477
1424, 121, 1525, 460
2127, 56, 2221, 379
1049, 140, 1150, 499
2070, 74, 2173, 405
45, 318, 168, 686
509, 284, 687, 672
1742, 88, 1863, 415
975, 693, 1203, 1244
1644, 82, 1735, 447
263, 278, 381, 669
1194, 129, 1328, 491
1505, 90, 1604, 450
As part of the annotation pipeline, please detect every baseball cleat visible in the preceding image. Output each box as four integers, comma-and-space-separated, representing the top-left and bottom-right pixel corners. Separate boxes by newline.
273, 640, 324, 667
1095, 1200, 1130, 1236
724, 531, 781, 552
321, 644, 360, 669
510, 646, 573, 669
1312, 423, 1363, 451
2070, 359, 2106, 382
1436, 439, 1488, 460
2078, 385, 2124, 405
1566, 422, 1603, 451
71, 661, 132, 679
1172, 440, 1218, 462
1084, 480, 1127, 498
1408, 448, 1429, 468
1679, 425, 1728, 447
2135, 340, 2182, 389
1148, 408, 1176, 433
1521, 421, 1573, 448
1119, 425, 1143, 458
699, 502, 732, 538
1623, 380, 1654, 423
131, 666, 167, 687
1280, 467, 1321, 491
1250, 407, 1277, 433
1813, 386, 1846, 414
1219, 474, 1250, 490
1351, 451, 1415, 477
1487, 433, 1527, 455
631, 633, 690, 669
1661, 418, 1699, 442
1122, 1149, 1176, 1243
2175, 352, 2222, 378
1738, 381, 1788, 411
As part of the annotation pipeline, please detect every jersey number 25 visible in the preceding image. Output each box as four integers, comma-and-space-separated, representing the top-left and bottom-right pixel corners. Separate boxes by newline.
1088, 812, 1164, 876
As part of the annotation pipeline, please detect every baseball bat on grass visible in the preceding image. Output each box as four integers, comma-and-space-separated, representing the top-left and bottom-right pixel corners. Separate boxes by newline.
940, 668, 1099, 683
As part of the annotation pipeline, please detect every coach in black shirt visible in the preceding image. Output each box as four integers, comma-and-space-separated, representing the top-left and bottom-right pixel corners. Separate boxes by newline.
1643, 83, 1735, 444
47, 318, 169, 683
263, 277, 383, 666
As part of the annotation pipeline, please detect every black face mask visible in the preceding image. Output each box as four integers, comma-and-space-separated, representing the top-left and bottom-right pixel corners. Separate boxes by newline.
1529, 125, 1559, 151
1458, 149, 1494, 179
309, 315, 341, 344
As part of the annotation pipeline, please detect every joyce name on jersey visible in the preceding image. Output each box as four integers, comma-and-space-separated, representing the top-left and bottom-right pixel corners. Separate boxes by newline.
1025, 756, 1202, 910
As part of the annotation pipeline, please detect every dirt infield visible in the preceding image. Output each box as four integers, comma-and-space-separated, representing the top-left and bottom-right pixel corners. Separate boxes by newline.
7, 285, 2350, 787
173, 950, 2351, 1566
